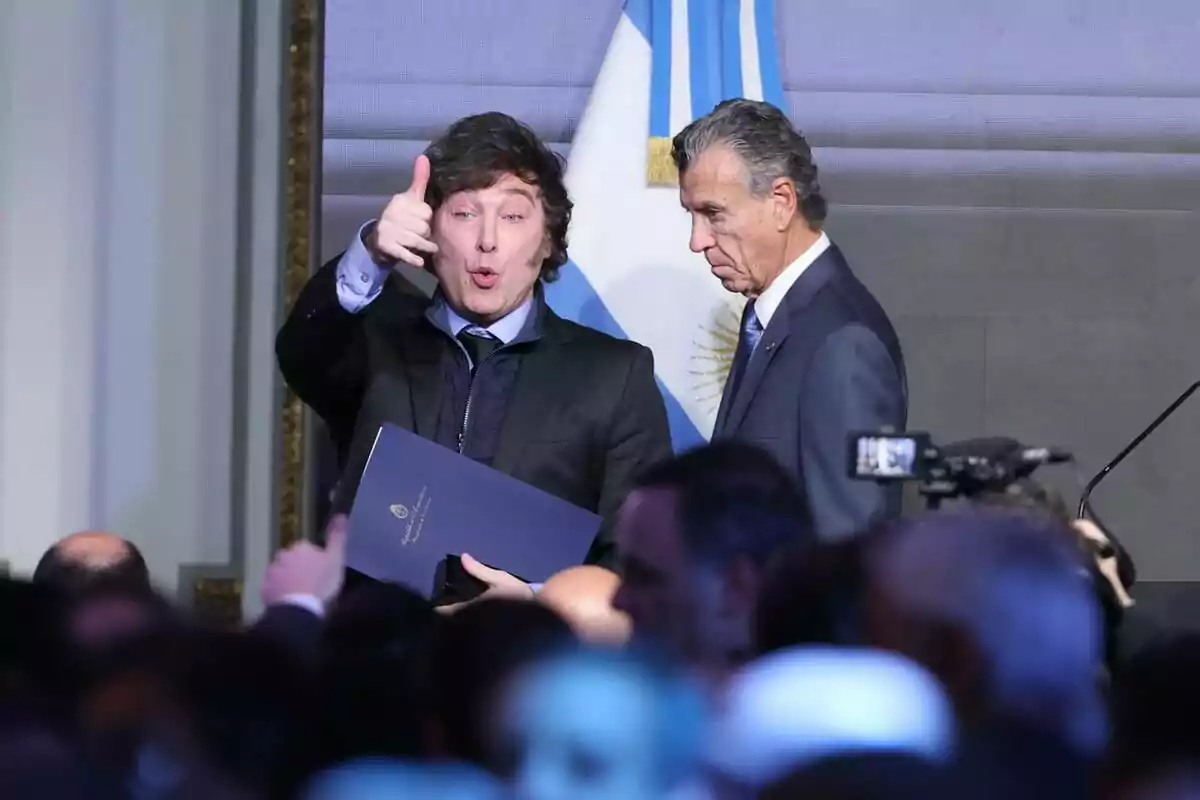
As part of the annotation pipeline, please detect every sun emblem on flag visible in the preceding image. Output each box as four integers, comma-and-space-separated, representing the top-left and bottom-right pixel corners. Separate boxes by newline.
689, 300, 744, 413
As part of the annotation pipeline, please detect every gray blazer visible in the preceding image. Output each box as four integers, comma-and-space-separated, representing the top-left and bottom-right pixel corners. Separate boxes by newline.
713, 244, 907, 540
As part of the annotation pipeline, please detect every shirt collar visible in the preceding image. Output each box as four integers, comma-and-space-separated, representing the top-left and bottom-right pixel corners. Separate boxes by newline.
443, 293, 534, 344
753, 232, 831, 329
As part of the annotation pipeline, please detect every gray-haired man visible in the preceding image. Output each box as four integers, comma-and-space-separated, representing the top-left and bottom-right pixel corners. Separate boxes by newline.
672, 99, 907, 540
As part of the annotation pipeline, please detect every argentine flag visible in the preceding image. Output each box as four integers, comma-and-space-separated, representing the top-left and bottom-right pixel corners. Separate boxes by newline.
545, 0, 786, 450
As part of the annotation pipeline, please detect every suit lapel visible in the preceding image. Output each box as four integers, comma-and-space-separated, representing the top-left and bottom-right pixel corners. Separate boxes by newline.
716, 246, 845, 433
721, 313, 790, 433
397, 320, 447, 439
490, 314, 571, 476
490, 343, 556, 475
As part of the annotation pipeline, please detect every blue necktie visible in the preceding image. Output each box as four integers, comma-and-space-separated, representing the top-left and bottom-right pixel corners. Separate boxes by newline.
726, 300, 763, 401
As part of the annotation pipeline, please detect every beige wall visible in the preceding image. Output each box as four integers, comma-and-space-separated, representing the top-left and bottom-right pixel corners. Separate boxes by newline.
0, 0, 285, 614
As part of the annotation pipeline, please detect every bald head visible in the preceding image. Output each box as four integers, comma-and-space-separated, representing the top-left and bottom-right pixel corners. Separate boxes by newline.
33, 531, 150, 597
54, 532, 135, 567
537, 566, 632, 646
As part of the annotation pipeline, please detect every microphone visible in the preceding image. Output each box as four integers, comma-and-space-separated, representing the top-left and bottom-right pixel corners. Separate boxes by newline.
940, 437, 1073, 477
1077, 379, 1200, 520
1017, 446, 1074, 467
940, 436, 1022, 459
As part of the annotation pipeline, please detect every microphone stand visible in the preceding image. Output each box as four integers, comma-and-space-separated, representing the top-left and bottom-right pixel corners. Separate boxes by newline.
1077, 380, 1199, 592
1077, 380, 1200, 521
1068, 382, 1198, 665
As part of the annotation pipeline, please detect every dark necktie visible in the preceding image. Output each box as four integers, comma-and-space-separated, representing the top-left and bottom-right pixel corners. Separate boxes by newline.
456, 326, 501, 373
725, 299, 764, 401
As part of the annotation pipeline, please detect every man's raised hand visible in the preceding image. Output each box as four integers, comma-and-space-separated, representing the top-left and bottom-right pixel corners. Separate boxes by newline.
366, 154, 438, 268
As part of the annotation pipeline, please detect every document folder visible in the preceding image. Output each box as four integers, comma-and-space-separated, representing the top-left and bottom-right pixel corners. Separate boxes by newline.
345, 423, 602, 598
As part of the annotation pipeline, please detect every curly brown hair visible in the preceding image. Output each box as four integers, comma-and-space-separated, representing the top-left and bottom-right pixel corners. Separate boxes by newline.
424, 112, 572, 282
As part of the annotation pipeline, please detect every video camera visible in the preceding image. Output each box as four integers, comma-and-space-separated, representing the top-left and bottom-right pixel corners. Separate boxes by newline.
848, 430, 1136, 668
847, 431, 1074, 509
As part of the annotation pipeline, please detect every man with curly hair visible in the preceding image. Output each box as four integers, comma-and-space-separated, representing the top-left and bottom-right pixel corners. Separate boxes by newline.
277, 112, 672, 571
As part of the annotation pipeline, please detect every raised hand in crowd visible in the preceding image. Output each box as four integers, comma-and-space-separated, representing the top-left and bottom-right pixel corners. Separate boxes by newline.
260, 513, 349, 611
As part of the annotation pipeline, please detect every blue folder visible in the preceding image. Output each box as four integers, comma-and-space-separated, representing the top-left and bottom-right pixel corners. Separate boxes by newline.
345, 423, 603, 597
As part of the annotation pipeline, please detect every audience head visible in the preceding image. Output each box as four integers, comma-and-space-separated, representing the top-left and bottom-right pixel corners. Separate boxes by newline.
1107, 769, 1200, 800
759, 752, 954, 800
322, 579, 437, 662
754, 537, 871, 655
1106, 633, 1200, 797
0, 578, 72, 706
64, 585, 176, 674
32, 533, 165, 666
708, 646, 954, 790
491, 645, 706, 800
291, 581, 441, 784
66, 621, 305, 800
974, 480, 1136, 667
537, 566, 631, 647
303, 758, 502, 800
33, 532, 151, 599
0, 707, 123, 799
29, 537, 173, 680
167, 628, 309, 797
613, 442, 809, 670
863, 508, 1105, 752
432, 598, 575, 766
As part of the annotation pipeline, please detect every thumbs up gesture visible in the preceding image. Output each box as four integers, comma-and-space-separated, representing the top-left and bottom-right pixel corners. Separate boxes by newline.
365, 154, 439, 268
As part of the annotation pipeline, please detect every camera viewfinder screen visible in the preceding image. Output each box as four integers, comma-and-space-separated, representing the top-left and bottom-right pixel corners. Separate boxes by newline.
856, 436, 917, 478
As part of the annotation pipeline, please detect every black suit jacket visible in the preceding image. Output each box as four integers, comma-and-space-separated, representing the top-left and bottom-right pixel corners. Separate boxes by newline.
713, 243, 907, 540
250, 603, 324, 664
275, 259, 673, 565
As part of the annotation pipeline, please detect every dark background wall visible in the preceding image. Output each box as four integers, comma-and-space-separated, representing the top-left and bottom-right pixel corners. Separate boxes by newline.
320, 0, 1200, 595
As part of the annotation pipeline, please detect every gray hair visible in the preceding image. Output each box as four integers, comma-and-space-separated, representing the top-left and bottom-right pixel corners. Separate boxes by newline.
671, 99, 827, 228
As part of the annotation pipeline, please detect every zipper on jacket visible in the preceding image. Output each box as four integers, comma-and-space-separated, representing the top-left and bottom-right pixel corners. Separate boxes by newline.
457, 386, 474, 453
457, 348, 498, 452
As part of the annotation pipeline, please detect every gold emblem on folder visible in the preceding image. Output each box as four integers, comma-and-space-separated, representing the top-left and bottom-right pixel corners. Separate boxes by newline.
392, 486, 432, 547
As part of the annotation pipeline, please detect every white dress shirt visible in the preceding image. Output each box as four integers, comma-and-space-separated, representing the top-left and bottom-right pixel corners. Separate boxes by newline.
752, 232, 831, 329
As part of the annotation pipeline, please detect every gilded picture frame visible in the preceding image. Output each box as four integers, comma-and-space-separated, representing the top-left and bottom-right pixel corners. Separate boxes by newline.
275, 0, 324, 555
189, 0, 325, 626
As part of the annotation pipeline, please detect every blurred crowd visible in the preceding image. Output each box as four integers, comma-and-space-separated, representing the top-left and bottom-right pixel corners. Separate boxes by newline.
0, 440, 1193, 800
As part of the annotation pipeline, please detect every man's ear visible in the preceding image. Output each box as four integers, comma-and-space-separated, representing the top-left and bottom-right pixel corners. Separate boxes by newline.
770, 177, 799, 231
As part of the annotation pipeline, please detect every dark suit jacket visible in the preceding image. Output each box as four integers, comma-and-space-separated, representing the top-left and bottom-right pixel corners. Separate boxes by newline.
250, 603, 324, 664
713, 243, 907, 540
275, 259, 673, 565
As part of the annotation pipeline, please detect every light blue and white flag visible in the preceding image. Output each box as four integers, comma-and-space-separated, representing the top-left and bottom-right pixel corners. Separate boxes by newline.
545, 0, 786, 450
